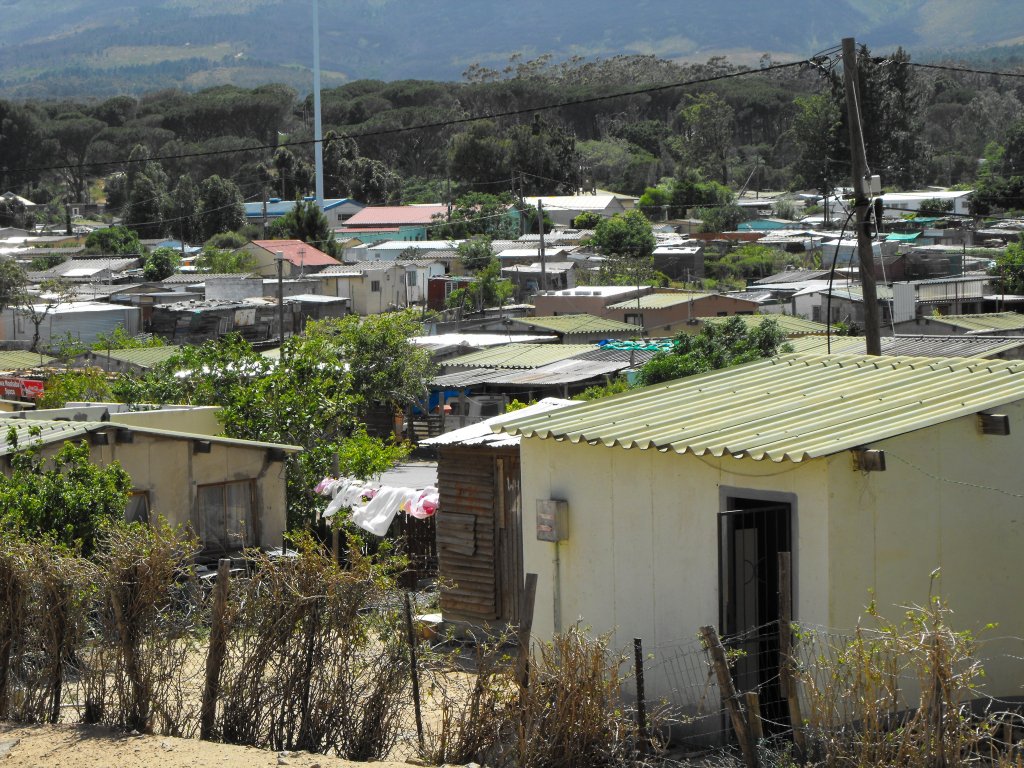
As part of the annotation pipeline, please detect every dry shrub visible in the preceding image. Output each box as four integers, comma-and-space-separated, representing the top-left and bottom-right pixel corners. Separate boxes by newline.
515, 624, 642, 768
215, 534, 408, 760
799, 579, 990, 768
82, 521, 203, 734
0, 534, 96, 724
418, 629, 519, 765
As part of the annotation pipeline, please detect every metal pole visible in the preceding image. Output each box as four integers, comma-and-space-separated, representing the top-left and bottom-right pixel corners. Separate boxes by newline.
538, 200, 547, 292
842, 37, 882, 355
312, 0, 324, 209
634, 638, 649, 755
276, 251, 285, 348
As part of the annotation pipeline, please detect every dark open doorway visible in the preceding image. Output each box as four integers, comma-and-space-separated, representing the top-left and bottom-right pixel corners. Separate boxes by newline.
718, 496, 793, 733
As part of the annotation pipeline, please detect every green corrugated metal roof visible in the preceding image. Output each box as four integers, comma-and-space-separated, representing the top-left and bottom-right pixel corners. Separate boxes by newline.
886, 232, 922, 242
0, 418, 301, 457
702, 314, 830, 336
785, 335, 864, 354
931, 313, 1024, 332
0, 351, 56, 370
444, 343, 595, 369
519, 314, 642, 335
0, 421, 92, 455
98, 346, 182, 369
607, 292, 714, 310
499, 353, 1024, 463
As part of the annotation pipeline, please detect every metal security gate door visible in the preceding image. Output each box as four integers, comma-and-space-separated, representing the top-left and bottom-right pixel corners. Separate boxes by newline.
718, 502, 792, 732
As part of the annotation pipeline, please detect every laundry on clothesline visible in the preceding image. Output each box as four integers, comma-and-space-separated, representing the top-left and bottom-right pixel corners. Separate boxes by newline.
316, 475, 439, 537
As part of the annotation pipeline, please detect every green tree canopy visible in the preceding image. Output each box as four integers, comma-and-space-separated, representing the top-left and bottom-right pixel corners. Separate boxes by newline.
267, 199, 340, 257
992, 238, 1024, 295
636, 315, 791, 386
143, 246, 179, 281
0, 433, 130, 555
0, 259, 27, 314
85, 225, 142, 256
114, 314, 433, 527
589, 209, 656, 259
197, 175, 246, 241
194, 245, 256, 274
456, 235, 495, 272
430, 192, 521, 240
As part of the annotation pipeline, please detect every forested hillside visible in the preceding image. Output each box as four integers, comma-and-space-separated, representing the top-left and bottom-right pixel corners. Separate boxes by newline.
3, 46, 1024, 237
2, 0, 1024, 97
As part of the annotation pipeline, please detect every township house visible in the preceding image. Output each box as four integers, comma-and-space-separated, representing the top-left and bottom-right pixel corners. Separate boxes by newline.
0, 405, 297, 557
242, 239, 341, 277
500, 353, 1024, 738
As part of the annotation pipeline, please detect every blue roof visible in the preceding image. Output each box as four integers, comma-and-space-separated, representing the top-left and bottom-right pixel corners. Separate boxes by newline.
244, 198, 363, 218
738, 219, 791, 231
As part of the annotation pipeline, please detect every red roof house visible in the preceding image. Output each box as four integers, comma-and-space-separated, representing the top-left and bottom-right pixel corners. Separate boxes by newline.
244, 239, 341, 277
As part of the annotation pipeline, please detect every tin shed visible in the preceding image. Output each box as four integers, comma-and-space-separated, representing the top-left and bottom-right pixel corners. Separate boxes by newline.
422, 398, 575, 628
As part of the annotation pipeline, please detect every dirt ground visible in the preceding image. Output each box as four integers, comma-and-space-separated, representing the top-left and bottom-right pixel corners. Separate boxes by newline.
0, 722, 419, 768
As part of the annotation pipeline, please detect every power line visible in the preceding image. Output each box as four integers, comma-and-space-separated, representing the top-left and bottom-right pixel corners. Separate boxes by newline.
3, 59, 811, 178
905, 61, 1024, 79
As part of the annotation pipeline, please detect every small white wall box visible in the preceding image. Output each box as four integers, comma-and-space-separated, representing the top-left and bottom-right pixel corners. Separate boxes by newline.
536, 499, 569, 542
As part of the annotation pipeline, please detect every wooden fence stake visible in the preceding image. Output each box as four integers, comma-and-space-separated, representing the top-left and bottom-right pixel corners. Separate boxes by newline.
200, 559, 231, 741
403, 591, 425, 753
111, 563, 147, 732
701, 625, 759, 768
778, 552, 807, 758
634, 637, 649, 755
516, 573, 538, 695
745, 691, 764, 741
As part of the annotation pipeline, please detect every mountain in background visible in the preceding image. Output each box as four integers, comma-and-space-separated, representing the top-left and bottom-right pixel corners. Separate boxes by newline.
1, 0, 1023, 98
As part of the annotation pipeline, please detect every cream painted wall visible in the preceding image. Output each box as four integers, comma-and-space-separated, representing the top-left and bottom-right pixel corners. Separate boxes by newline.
30, 433, 287, 551
110, 407, 222, 436
519, 439, 830, 684
824, 402, 1024, 696
519, 403, 1024, 707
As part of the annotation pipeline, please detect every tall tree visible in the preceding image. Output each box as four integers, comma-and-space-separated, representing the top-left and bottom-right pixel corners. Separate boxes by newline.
0, 259, 27, 315
197, 175, 245, 241
429, 192, 521, 239
674, 92, 735, 184
835, 46, 925, 190
123, 173, 166, 239
164, 175, 201, 244
49, 113, 106, 203
267, 199, 339, 256
789, 94, 842, 200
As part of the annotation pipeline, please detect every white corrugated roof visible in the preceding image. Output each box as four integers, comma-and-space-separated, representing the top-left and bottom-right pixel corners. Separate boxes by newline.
422, 398, 576, 448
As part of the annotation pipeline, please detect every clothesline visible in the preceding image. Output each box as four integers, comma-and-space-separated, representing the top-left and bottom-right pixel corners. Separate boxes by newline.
315, 476, 439, 537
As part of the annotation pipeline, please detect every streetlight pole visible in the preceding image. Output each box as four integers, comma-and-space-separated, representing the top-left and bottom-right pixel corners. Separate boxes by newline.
312, 0, 324, 210
276, 251, 285, 349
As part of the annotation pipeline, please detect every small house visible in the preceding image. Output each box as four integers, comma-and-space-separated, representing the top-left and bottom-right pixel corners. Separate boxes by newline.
0, 409, 298, 557
500, 353, 1024, 741
604, 290, 761, 333
243, 239, 341, 277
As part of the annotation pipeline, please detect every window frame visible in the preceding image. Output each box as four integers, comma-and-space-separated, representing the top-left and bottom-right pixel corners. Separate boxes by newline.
196, 479, 259, 552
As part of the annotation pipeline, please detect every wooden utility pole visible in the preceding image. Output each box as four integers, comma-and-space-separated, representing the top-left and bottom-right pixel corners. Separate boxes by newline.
842, 37, 882, 355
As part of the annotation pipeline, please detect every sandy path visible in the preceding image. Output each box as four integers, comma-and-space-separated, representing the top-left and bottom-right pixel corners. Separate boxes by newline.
0, 723, 417, 768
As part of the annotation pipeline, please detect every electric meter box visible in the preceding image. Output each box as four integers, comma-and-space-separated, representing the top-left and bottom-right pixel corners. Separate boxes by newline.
536, 499, 569, 542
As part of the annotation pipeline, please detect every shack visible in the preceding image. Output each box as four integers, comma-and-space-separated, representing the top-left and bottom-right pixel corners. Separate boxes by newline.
421, 398, 574, 629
